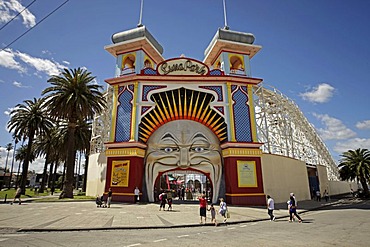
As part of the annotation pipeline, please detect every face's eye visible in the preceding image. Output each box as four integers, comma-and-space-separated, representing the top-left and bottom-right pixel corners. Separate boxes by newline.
161, 147, 178, 153
190, 146, 205, 152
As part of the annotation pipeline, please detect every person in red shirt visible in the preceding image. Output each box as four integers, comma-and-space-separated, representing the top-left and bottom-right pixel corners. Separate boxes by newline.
198, 194, 207, 224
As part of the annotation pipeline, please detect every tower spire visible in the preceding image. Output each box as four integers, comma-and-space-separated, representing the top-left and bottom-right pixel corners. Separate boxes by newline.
223, 0, 229, 30
137, 0, 144, 27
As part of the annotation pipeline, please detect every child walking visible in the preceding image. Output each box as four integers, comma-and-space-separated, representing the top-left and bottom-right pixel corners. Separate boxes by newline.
208, 204, 218, 226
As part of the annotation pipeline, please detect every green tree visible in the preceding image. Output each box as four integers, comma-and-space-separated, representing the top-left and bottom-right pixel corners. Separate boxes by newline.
4, 143, 13, 174
42, 68, 106, 198
34, 126, 63, 193
339, 148, 370, 197
14, 144, 36, 187
7, 98, 53, 193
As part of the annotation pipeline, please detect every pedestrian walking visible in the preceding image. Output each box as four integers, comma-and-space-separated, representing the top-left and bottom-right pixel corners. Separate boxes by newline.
166, 190, 173, 211
134, 186, 140, 203
107, 188, 113, 208
219, 198, 228, 223
316, 190, 321, 201
267, 195, 275, 221
159, 191, 167, 211
324, 189, 329, 202
208, 204, 218, 226
288, 194, 302, 223
198, 193, 207, 224
11, 187, 22, 205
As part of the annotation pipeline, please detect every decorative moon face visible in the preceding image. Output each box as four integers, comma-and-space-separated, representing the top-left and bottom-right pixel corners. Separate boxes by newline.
145, 120, 222, 203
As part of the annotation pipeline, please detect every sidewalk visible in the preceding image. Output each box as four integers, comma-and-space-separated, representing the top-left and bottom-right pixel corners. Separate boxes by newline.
0, 196, 343, 232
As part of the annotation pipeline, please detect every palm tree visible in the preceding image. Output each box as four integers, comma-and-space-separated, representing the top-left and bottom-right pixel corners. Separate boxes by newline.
8, 135, 20, 188
4, 143, 13, 177
42, 68, 106, 198
339, 148, 370, 197
34, 127, 60, 193
15, 144, 36, 187
7, 98, 53, 193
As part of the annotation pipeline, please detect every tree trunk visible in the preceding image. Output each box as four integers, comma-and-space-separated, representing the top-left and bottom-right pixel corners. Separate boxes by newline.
51, 161, 58, 192
360, 177, 369, 197
20, 131, 35, 194
63, 123, 77, 198
38, 154, 49, 193
82, 154, 89, 192
48, 162, 54, 188
61, 162, 66, 190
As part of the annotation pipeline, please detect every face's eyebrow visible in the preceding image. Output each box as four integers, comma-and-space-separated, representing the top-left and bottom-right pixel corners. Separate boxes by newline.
160, 133, 177, 142
191, 133, 209, 142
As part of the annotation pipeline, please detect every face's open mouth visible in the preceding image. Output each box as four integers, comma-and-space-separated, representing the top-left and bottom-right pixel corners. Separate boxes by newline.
145, 161, 221, 203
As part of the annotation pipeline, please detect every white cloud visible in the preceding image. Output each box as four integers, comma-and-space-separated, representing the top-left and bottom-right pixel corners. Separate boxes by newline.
13, 80, 30, 88
4, 107, 15, 116
15, 50, 66, 76
313, 113, 356, 140
0, 48, 26, 72
356, 120, 370, 130
334, 138, 370, 154
0, 48, 67, 76
62, 60, 70, 65
300, 83, 335, 103
0, 0, 36, 28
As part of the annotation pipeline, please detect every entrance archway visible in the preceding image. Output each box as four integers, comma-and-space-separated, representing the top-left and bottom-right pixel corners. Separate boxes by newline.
154, 169, 213, 202
144, 120, 223, 203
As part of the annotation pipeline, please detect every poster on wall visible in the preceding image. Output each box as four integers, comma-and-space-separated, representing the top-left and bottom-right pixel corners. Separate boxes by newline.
237, 160, 257, 187
111, 160, 130, 187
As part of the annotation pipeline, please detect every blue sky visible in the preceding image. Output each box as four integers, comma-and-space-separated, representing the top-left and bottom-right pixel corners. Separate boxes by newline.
1, 0, 370, 173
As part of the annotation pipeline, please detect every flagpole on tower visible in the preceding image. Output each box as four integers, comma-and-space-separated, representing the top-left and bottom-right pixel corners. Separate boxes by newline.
223, 0, 229, 30
138, 0, 144, 27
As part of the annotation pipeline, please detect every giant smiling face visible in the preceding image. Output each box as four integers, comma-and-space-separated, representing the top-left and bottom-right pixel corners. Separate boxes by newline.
145, 120, 222, 203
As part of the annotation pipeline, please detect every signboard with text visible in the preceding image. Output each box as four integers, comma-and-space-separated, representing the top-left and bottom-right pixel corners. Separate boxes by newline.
237, 160, 257, 187
157, 58, 209, 76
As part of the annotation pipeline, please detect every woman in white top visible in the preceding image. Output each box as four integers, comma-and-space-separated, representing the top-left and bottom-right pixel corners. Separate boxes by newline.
219, 198, 228, 223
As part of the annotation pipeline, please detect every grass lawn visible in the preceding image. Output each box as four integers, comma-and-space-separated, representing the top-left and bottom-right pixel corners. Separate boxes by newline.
0, 188, 94, 201
0, 188, 50, 199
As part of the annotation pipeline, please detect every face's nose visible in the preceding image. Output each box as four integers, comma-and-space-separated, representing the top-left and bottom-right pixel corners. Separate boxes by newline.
178, 147, 190, 167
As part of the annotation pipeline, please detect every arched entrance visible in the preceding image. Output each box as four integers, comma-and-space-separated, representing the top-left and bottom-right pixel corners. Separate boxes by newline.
144, 120, 223, 203
154, 169, 213, 202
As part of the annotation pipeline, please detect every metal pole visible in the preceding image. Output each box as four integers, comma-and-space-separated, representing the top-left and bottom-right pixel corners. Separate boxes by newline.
137, 0, 144, 27
223, 0, 229, 29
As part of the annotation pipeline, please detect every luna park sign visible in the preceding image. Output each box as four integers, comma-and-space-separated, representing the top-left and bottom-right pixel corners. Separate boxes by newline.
157, 58, 209, 76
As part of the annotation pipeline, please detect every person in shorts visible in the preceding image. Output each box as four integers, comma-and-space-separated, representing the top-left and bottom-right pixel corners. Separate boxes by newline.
107, 188, 113, 208
198, 194, 207, 224
11, 187, 22, 205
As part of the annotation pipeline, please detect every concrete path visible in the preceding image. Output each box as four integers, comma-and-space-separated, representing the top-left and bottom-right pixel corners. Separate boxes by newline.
0, 196, 344, 232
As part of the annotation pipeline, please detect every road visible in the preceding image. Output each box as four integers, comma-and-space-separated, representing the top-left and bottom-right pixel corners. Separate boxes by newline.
0, 199, 369, 247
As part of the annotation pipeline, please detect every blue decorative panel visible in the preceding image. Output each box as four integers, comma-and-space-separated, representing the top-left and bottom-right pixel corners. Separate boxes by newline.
231, 85, 237, 92
199, 86, 223, 101
209, 69, 223, 76
142, 85, 167, 101
232, 87, 252, 142
128, 84, 134, 91
142, 68, 157, 75
215, 106, 224, 114
141, 106, 151, 115
115, 87, 133, 142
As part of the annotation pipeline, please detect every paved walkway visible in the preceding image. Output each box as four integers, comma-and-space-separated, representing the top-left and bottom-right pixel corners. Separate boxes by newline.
0, 196, 343, 232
